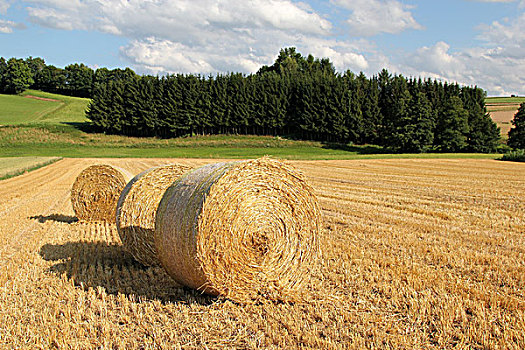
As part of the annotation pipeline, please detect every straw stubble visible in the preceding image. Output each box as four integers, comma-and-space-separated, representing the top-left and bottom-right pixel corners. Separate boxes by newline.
155, 158, 321, 303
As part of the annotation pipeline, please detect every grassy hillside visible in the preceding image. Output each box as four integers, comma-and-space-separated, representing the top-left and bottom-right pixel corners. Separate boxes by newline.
0, 90, 89, 125
0, 93, 62, 125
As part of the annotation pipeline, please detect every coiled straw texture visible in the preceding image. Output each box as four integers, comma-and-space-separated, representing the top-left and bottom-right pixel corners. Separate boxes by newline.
71, 164, 133, 222
116, 164, 193, 266
155, 158, 321, 303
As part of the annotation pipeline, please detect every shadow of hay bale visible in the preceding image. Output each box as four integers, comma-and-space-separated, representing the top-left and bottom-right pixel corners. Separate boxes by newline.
30, 214, 79, 224
39, 241, 216, 305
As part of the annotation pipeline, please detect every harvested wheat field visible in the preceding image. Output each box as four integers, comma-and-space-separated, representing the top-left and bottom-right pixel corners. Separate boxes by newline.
0, 158, 524, 349
487, 103, 519, 136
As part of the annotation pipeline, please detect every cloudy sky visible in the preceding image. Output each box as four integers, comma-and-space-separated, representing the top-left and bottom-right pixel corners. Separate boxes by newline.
1, 0, 524, 96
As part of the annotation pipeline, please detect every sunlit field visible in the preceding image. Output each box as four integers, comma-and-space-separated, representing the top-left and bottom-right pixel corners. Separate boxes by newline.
0, 158, 523, 348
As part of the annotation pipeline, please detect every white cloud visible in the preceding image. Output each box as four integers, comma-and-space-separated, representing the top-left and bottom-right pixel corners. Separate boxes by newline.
331, 0, 423, 36
27, 7, 86, 30
122, 37, 252, 74
26, 0, 332, 38
0, 0, 10, 14
120, 34, 371, 75
18, 0, 525, 95
478, 12, 525, 46
408, 42, 465, 80
0, 1, 26, 33
24, 0, 374, 75
384, 2, 525, 96
0, 19, 13, 33
396, 40, 525, 96
300, 38, 370, 71
0, 19, 26, 33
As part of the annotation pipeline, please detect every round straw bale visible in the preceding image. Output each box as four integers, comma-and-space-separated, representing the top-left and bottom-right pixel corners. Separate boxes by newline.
116, 163, 193, 266
155, 158, 321, 302
71, 164, 133, 222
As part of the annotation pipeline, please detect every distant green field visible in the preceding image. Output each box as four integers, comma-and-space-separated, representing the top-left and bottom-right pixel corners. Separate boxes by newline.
0, 143, 499, 160
0, 157, 61, 180
486, 96, 525, 104
0, 126, 499, 160
0, 90, 89, 125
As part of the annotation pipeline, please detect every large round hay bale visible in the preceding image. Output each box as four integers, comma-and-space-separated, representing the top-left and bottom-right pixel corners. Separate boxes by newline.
155, 158, 321, 302
71, 164, 133, 222
116, 163, 193, 266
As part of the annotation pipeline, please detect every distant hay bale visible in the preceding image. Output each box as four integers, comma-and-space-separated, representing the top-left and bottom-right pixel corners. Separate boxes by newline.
116, 163, 193, 266
71, 164, 133, 222
155, 158, 321, 303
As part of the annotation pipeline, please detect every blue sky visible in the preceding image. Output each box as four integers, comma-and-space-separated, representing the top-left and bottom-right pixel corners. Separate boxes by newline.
1, 0, 524, 96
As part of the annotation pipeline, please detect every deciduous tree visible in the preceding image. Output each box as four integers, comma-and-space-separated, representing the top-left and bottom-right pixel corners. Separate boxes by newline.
3, 58, 33, 94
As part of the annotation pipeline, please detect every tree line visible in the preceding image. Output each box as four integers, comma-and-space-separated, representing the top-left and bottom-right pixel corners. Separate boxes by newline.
87, 48, 501, 153
0, 49, 503, 152
0, 56, 127, 97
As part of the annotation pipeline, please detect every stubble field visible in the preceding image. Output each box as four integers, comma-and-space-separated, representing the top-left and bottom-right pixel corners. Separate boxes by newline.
486, 103, 520, 137
0, 158, 524, 349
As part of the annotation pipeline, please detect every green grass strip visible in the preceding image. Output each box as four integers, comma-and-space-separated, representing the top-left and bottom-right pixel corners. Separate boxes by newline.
486, 97, 525, 104
0, 157, 62, 181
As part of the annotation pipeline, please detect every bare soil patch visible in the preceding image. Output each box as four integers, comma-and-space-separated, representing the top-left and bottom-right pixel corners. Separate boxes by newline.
24, 95, 60, 102
489, 110, 517, 123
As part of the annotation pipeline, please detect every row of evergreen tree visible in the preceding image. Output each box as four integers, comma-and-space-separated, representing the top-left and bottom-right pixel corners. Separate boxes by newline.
0, 49, 502, 152
87, 48, 500, 153
508, 103, 525, 150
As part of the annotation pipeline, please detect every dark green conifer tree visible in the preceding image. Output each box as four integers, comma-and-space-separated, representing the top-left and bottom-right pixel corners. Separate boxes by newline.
0, 57, 6, 90
508, 103, 525, 149
86, 82, 112, 131
360, 76, 382, 144
342, 72, 362, 143
388, 91, 434, 153
461, 87, 500, 153
107, 80, 126, 134
196, 76, 212, 135
434, 96, 469, 152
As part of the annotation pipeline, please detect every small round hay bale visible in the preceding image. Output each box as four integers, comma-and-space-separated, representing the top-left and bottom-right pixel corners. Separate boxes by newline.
116, 163, 193, 266
71, 164, 133, 222
155, 158, 321, 302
